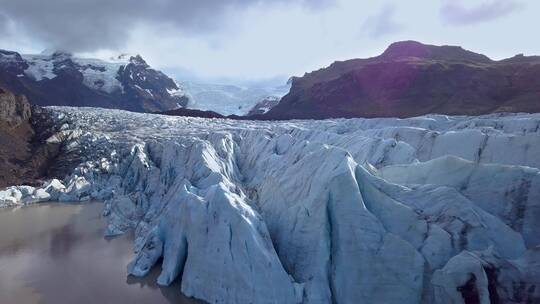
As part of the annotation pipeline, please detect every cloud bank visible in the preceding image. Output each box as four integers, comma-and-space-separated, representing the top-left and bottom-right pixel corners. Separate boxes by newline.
0, 0, 331, 52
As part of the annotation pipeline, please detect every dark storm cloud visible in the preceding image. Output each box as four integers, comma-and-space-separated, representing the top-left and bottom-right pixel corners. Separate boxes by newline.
0, 12, 8, 33
440, 0, 524, 26
0, 0, 332, 52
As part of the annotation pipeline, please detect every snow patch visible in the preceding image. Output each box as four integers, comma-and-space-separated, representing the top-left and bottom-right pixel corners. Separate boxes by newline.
74, 57, 124, 93
22, 55, 57, 81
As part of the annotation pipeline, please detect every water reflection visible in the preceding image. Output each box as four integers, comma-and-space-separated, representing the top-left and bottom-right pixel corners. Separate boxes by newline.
0, 202, 200, 304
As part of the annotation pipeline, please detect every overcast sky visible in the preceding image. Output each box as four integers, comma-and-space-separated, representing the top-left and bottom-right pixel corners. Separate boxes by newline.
0, 0, 538, 85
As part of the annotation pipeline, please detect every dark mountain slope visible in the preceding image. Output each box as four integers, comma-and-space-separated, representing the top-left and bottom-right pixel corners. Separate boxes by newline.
160, 107, 225, 119
265, 41, 540, 119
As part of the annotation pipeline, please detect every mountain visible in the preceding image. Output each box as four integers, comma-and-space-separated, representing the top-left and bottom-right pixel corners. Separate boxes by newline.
0, 50, 188, 112
2, 106, 539, 303
266, 41, 540, 119
179, 81, 290, 116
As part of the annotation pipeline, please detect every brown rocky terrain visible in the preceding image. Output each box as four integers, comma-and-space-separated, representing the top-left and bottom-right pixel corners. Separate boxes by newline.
265, 41, 540, 119
0, 87, 63, 188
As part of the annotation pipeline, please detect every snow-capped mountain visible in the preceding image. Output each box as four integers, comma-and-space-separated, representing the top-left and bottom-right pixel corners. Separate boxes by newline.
1, 107, 539, 303
0, 49, 188, 112
0, 48, 289, 116
179, 81, 290, 116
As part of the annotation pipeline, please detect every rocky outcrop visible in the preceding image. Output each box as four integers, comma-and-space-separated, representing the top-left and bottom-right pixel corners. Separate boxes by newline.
0, 88, 34, 188
0, 88, 66, 188
265, 41, 540, 119
247, 96, 281, 116
0, 87, 31, 128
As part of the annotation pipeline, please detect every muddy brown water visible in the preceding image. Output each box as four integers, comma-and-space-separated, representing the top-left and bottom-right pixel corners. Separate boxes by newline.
0, 202, 200, 304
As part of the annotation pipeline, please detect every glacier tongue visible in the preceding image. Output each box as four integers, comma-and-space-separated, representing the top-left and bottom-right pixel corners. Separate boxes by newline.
1, 107, 539, 303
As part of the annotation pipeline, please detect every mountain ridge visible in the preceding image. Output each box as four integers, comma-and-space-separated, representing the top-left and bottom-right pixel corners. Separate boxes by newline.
265, 40, 540, 119
3, 41, 540, 120
0, 49, 188, 112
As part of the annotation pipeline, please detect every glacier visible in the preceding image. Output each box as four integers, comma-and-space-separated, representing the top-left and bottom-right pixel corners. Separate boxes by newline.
180, 81, 290, 116
1, 107, 539, 303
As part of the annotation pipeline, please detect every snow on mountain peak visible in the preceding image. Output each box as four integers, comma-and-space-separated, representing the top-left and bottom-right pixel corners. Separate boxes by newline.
75, 58, 125, 93
20, 51, 130, 92
128, 54, 148, 66
1, 48, 188, 112
21, 53, 58, 81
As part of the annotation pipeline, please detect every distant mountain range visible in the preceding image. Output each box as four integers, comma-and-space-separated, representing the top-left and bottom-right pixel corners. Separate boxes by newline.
265, 41, 540, 119
0, 49, 289, 115
2, 41, 540, 119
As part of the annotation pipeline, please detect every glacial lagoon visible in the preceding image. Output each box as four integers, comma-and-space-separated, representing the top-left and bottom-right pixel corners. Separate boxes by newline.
0, 202, 199, 304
